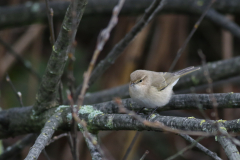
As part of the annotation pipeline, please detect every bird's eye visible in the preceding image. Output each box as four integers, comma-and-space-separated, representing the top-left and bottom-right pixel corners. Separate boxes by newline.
139, 80, 142, 83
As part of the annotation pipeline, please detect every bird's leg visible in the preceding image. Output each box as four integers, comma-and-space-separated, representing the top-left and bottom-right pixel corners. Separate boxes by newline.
147, 106, 159, 120
136, 107, 145, 114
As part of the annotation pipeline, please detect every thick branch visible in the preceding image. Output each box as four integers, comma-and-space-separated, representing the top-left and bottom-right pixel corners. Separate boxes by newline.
1, 93, 240, 138
2, 101, 240, 138
32, 0, 87, 115
24, 112, 62, 160
1, 0, 240, 29
89, 93, 240, 114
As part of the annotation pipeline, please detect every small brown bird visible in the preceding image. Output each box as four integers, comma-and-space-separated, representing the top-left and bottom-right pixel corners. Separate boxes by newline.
129, 66, 200, 109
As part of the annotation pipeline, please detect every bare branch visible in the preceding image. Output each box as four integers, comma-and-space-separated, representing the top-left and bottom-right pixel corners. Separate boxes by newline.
82, 132, 103, 160
2, 0, 240, 29
77, 0, 126, 106
24, 112, 62, 160
6, 74, 24, 107
168, 0, 215, 71
140, 150, 149, 160
0, 38, 41, 81
179, 134, 221, 160
32, 0, 87, 115
165, 137, 205, 160
0, 134, 35, 160
122, 132, 140, 160
217, 124, 240, 160
47, 133, 68, 145
44, 0, 55, 45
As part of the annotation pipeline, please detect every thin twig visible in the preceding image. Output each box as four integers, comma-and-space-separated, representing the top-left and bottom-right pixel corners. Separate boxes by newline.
168, 0, 216, 72
72, 113, 106, 159
68, 90, 106, 159
82, 132, 103, 160
0, 38, 41, 80
140, 150, 149, 160
43, 149, 51, 160
122, 132, 140, 160
0, 134, 36, 160
77, 0, 126, 106
6, 74, 24, 107
73, 0, 127, 157
198, 50, 219, 120
47, 133, 68, 145
67, 0, 82, 158
179, 134, 222, 160
198, 50, 240, 150
67, 90, 79, 160
58, 82, 63, 104
44, 0, 55, 45
67, 132, 75, 158
165, 137, 205, 160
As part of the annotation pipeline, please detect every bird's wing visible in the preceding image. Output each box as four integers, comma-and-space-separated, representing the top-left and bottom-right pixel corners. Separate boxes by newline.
151, 72, 178, 91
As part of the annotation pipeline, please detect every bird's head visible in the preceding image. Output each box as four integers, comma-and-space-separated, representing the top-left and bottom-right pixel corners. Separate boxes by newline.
129, 70, 149, 88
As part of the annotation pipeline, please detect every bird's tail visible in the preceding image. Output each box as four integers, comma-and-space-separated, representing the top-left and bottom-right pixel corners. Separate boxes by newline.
173, 66, 200, 77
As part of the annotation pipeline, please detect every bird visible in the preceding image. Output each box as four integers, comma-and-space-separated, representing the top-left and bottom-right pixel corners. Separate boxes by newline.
129, 66, 200, 110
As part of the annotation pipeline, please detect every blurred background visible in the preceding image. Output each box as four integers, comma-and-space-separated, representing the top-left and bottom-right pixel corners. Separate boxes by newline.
1, 0, 240, 159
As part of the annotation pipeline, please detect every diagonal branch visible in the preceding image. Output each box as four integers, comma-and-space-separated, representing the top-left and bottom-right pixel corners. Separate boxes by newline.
179, 134, 221, 160
168, 0, 215, 72
165, 137, 205, 160
24, 111, 63, 160
216, 124, 240, 160
82, 132, 103, 160
32, 0, 87, 115
0, 134, 36, 160
0, 38, 41, 80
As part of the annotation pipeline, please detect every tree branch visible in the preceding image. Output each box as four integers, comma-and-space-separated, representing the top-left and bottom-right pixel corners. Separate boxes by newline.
32, 0, 87, 115
1, 0, 240, 29
0, 134, 36, 160
24, 112, 62, 160
0, 38, 41, 80
216, 124, 240, 160
179, 134, 222, 160
82, 132, 103, 160
2, 93, 240, 138
165, 137, 205, 160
